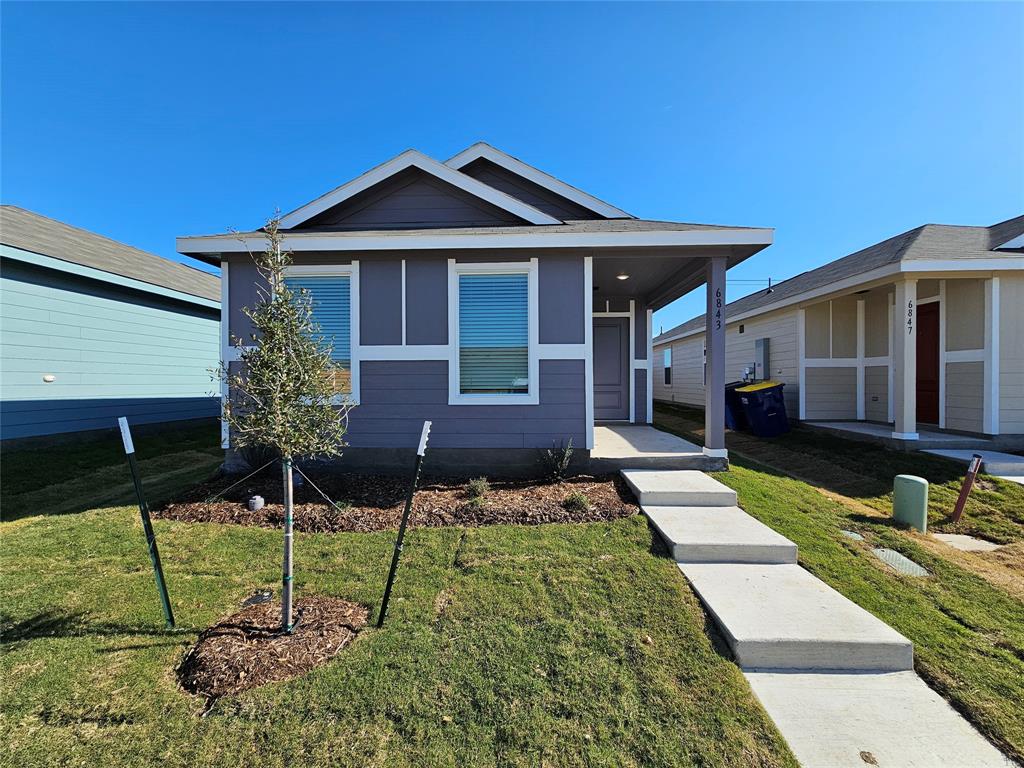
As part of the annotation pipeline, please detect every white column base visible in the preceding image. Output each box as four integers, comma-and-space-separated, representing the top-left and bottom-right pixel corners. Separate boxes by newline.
703, 447, 729, 458
891, 431, 919, 441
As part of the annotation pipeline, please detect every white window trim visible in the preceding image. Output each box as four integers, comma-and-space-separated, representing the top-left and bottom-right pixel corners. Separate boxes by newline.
448, 259, 539, 406
283, 262, 361, 405
220, 260, 231, 448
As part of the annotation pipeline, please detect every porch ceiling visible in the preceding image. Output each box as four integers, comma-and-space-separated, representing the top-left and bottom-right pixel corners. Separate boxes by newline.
592, 243, 768, 310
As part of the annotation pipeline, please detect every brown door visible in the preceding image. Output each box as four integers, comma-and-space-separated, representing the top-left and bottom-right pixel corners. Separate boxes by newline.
916, 302, 940, 425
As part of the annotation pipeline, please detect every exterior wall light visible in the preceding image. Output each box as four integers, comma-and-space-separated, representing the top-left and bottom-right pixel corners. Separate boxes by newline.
616, 272, 630, 280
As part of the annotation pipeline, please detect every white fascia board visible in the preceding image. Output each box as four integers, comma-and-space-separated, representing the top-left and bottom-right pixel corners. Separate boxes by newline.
277, 149, 560, 228
899, 257, 1024, 272
445, 142, 633, 219
1, 243, 219, 310
178, 226, 773, 256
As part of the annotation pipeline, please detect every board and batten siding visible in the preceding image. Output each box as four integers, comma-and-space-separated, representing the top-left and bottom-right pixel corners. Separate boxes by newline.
224, 251, 590, 450
653, 307, 799, 414
1000, 275, 1024, 434
1, 253, 219, 439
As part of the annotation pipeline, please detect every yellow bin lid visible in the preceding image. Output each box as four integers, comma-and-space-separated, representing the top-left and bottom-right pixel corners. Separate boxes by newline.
735, 380, 782, 393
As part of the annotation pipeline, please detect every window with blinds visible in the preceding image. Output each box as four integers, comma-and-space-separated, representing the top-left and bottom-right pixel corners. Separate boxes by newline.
458, 272, 529, 394
284, 275, 352, 393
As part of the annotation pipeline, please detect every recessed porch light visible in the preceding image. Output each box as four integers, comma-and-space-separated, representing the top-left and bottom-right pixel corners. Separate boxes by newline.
616, 272, 630, 281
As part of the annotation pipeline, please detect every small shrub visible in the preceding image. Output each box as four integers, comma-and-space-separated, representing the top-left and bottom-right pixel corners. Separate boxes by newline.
465, 495, 486, 512
562, 490, 590, 514
466, 476, 490, 499
537, 438, 574, 481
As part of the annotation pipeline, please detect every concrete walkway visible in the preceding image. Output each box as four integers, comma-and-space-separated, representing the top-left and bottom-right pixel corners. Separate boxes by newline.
623, 469, 1013, 767
924, 448, 1024, 486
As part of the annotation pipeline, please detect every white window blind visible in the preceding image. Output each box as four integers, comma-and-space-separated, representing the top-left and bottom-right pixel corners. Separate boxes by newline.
458, 273, 529, 394
284, 275, 351, 392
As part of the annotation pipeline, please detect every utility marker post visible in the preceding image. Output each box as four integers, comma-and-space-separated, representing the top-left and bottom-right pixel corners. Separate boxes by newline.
117, 417, 175, 629
377, 420, 431, 628
951, 453, 984, 524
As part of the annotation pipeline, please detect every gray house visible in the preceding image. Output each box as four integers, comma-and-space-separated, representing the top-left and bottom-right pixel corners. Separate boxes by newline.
178, 143, 772, 472
1, 206, 220, 440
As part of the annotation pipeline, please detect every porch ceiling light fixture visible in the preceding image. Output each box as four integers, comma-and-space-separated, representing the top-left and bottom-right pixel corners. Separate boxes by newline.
616, 272, 630, 281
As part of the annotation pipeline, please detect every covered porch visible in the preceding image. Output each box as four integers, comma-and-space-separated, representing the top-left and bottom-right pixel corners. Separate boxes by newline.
586, 228, 773, 466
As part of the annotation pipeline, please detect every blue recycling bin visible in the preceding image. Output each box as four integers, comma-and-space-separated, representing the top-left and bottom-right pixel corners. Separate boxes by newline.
736, 381, 789, 437
724, 381, 749, 431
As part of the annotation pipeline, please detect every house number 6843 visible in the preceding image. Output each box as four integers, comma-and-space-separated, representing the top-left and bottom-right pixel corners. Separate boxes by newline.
714, 288, 723, 331
906, 299, 914, 335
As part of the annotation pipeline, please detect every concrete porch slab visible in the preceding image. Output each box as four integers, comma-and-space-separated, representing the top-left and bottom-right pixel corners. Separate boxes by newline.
644, 505, 798, 563
679, 563, 913, 671
804, 421, 1002, 451
590, 425, 725, 472
621, 469, 737, 507
745, 670, 1013, 768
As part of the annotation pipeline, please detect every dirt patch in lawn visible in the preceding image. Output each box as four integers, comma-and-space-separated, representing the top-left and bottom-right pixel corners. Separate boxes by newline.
177, 596, 367, 700
157, 473, 637, 532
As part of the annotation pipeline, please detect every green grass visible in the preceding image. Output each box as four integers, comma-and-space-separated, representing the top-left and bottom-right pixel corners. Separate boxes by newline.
655, 402, 1024, 762
656, 402, 1024, 543
0, 433, 795, 768
1, 422, 223, 520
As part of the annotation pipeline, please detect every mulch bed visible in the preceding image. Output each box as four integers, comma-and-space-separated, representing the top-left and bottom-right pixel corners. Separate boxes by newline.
157, 472, 638, 533
177, 596, 368, 700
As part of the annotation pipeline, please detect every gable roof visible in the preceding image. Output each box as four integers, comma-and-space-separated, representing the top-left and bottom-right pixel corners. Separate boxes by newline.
655, 215, 1024, 344
278, 149, 561, 229
445, 142, 632, 219
1, 205, 220, 304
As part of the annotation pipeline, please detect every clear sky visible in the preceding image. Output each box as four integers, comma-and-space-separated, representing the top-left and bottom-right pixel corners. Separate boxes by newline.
3, 2, 1022, 332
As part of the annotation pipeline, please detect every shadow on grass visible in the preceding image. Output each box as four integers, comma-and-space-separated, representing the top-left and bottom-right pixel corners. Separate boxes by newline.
0, 609, 194, 648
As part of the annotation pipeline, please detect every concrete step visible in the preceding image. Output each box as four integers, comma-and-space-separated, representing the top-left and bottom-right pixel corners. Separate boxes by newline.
620, 470, 737, 507
644, 505, 798, 564
679, 563, 914, 671
745, 670, 1013, 768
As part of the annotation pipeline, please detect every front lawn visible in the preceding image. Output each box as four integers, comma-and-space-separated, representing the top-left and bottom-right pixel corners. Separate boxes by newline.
655, 402, 1024, 763
0, 430, 794, 768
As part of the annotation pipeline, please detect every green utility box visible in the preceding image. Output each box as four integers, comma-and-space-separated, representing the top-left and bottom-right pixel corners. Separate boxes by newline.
893, 475, 929, 532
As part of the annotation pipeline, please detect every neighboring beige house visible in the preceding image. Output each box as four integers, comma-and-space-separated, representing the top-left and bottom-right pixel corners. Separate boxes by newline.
653, 215, 1024, 447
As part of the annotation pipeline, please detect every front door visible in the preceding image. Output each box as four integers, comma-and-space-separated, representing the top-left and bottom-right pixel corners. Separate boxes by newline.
593, 317, 630, 420
916, 302, 940, 425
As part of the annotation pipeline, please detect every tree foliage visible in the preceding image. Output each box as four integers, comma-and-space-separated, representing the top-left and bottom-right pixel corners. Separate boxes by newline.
219, 217, 351, 461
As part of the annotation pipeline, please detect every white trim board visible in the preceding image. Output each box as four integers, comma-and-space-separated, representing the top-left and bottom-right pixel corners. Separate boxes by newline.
654, 256, 1023, 347
277, 149, 559, 228
444, 142, 633, 219
584, 257, 595, 450
220, 260, 230, 448
179, 226, 774, 256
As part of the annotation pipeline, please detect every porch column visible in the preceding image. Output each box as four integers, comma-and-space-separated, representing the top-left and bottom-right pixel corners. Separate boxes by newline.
892, 278, 918, 440
704, 256, 727, 457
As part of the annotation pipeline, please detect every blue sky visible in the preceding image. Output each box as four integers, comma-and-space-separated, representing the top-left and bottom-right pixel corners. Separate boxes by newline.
3, 2, 1022, 332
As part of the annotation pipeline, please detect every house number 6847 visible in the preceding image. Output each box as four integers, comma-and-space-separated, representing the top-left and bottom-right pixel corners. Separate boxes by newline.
906, 299, 914, 335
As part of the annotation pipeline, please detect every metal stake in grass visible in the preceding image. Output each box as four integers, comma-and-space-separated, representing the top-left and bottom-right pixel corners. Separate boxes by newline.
378, 421, 431, 629
951, 453, 984, 524
117, 417, 175, 629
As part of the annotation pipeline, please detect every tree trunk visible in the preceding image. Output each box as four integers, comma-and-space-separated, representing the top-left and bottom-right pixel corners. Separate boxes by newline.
281, 457, 294, 632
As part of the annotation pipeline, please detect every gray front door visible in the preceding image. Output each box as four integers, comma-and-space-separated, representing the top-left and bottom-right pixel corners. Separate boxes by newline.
593, 317, 630, 421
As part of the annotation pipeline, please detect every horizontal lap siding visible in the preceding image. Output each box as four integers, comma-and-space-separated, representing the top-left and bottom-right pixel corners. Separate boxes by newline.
348, 359, 585, 449
654, 336, 704, 406
945, 361, 983, 433
804, 367, 857, 420
1, 261, 219, 438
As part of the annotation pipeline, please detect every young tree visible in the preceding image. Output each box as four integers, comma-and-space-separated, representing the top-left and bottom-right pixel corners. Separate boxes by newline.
219, 216, 352, 632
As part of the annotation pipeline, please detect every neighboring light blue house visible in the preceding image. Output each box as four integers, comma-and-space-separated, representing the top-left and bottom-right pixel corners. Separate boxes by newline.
1, 205, 220, 440
178, 143, 773, 473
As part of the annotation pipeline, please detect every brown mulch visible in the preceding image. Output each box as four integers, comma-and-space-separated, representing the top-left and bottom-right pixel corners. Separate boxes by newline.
177, 596, 368, 700
156, 472, 638, 533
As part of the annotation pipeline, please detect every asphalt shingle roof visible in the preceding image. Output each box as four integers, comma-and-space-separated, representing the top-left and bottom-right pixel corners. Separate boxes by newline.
1, 205, 219, 302
655, 215, 1024, 343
